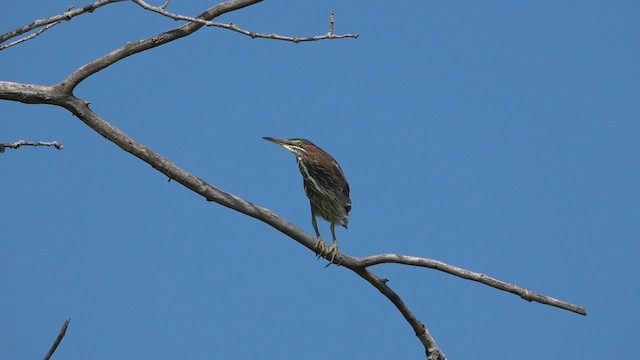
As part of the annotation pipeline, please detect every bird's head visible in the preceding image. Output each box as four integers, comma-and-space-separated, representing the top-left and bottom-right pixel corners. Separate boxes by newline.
262, 137, 316, 157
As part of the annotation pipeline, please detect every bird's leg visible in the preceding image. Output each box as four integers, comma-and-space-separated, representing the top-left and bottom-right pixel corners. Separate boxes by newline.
323, 222, 341, 267
311, 215, 328, 258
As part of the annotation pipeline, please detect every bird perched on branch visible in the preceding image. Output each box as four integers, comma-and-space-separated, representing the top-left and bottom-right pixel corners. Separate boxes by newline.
263, 137, 351, 264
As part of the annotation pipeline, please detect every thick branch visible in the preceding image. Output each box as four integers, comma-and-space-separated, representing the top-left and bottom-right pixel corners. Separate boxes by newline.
0, 82, 63, 104
43, 319, 70, 360
0, 0, 126, 46
356, 254, 587, 315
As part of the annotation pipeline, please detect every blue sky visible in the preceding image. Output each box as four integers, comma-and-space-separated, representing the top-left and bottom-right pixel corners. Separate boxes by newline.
1, 1, 638, 359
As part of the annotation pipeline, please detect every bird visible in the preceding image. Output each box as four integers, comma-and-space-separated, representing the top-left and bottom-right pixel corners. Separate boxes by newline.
263, 137, 351, 264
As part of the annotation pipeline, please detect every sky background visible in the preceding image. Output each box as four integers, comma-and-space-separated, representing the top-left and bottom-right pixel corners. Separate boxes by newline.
1, 1, 638, 359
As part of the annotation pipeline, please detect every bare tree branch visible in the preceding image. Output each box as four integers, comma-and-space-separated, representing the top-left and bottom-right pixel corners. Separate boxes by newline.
0, 82, 61, 104
0, 1, 586, 359
208, 20, 359, 43
0, 22, 61, 51
57, 0, 263, 93
352, 266, 446, 360
131, 0, 359, 43
355, 253, 587, 315
0, 140, 64, 153
33, 91, 443, 359
0, 0, 126, 47
43, 319, 70, 360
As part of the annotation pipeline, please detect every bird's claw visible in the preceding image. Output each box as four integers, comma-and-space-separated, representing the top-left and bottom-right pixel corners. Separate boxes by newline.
314, 237, 328, 259
314, 238, 341, 267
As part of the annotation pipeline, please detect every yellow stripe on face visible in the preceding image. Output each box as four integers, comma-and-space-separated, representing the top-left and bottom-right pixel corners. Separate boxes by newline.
283, 144, 305, 153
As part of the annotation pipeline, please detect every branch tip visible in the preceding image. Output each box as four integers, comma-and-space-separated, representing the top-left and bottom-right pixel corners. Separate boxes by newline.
329, 10, 335, 35
43, 319, 70, 360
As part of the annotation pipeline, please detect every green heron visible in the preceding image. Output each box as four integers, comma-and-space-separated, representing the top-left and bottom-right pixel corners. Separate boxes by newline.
263, 137, 351, 264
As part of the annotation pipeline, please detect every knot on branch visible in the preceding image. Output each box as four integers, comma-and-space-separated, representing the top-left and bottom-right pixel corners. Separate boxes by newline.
520, 289, 533, 302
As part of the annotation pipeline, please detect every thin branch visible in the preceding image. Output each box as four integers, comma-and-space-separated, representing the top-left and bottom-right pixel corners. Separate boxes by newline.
209, 21, 359, 43
0, 140, 64, 153
131, 0, 245, 26
351, 267, 446, 359
329, 10, 335, 35
131, 0, 359, 43
159, 0, 171, 10
0, 22, 61, 51
0, 0, 126, 46
355, 253, 587, 315
43, 319, 70, 360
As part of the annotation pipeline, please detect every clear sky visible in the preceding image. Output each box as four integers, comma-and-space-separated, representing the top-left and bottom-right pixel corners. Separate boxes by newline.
1, 1, 638, 359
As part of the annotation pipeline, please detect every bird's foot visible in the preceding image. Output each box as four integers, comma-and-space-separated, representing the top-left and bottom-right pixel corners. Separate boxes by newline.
314, 237, 329, 259
323, 242, 341, 268
314, 238, 341, 267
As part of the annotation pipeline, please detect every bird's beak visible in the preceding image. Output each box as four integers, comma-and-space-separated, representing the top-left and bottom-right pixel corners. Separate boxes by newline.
263, 137, 297, 152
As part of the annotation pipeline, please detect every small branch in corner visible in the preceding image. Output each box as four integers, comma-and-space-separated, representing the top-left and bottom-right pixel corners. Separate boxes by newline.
0, 0, 126, 48
0, 22, 61, 51
43, 319, 70, 360
0, 140, 64, 153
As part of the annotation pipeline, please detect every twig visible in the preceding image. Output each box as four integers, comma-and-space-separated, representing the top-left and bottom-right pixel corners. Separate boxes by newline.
0, 0, 126, 46
0, 140, 64, 153
210, 22, 358, 43
43, 319, 70, 360
0, 22, 61, 51
354, 253, 587, 315
329, 10, 335, 35
131, 0, 359, 43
